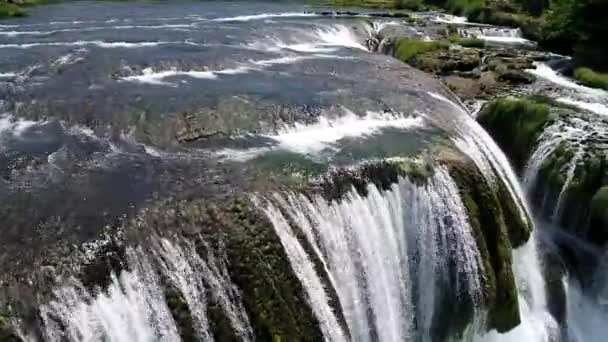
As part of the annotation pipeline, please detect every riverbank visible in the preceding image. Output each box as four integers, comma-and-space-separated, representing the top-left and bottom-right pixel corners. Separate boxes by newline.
324, 0, 608, 85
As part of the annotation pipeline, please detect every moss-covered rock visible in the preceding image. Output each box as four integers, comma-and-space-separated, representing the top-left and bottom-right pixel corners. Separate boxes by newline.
393, 39, 481, 75
314, 157, 434, 200
435, 147, 522, 333
477, 97, 553, 170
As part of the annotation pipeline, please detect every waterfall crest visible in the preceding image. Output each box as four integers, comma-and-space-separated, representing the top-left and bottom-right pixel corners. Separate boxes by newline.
260, 166, 486, 342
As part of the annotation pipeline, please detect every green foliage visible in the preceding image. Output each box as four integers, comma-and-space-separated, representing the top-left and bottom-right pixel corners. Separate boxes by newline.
0, 2, 28, 17
478, 97, 551, 169
393, 38, 449, 62
445, 0, 485, 18
322, 0, 422, 9
448, 34, 485, 48
591, 186, 608, 228
0, 309, 19, 342
574, 67, 608, 90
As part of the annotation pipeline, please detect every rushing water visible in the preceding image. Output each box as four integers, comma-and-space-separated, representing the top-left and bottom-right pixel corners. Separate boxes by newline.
30, 237, 253, 342
261, 166, 484, 342
1, 1, 606, 342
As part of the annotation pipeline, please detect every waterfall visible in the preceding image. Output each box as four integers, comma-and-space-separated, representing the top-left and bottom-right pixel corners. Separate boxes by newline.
260, 166, 485, 342
474, 233, 559, 342
427, 92, 531, 229
565, 260, 608, 342
36, 237, 253, 342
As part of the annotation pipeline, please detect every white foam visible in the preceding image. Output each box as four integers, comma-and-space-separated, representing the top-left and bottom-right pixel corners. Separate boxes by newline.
212, 12, 318, 22
557, 97, 608, 116
0, 40, 169, 49
432, 13, 468, 24
0, 72, 17, 78
0, 115, 44, 137
266, 110, 425, 154
51, 49, 87, 67
0, 24, 194, 36
121, 54, 349, 86
479, 35, 531, 44
314, 25, 368, 51
121, 66, 252, 85
249, 25, 367, 53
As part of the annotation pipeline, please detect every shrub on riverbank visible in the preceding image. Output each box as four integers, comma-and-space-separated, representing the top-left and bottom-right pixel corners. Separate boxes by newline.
320, 0, 424, 10
574, 68, 608, 91
0, 2, 27, 17
394, 38, 449, 62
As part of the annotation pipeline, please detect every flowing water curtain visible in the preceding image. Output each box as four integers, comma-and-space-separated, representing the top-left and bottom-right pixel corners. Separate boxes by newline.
260, 166, 486, 342
36, 236, 253, 342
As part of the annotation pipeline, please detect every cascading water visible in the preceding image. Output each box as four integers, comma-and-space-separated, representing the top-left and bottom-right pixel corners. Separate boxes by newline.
456, 27, 531, 45
522, 120, 586, 191
427, 92, 531, 228
34, 237, 253, 342
474, 233, 559, 342
260, 166, 486, 342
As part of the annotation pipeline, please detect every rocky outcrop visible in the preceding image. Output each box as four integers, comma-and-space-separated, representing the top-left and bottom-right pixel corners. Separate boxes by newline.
478, 97, 608, 246
477, 97, 554, 169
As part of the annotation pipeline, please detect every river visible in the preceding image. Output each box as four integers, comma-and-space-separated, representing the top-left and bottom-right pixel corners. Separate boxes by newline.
1, 1, 606, 342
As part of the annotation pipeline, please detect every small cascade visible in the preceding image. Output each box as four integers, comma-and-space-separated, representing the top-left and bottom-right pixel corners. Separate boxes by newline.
39, 249, 182, 342
260, 166, 485, 342
523, 122, 577, 190
456, 27, 531, 44
36, 237, 253, 342
565, 257, 608, 342
552, 147, 585, 221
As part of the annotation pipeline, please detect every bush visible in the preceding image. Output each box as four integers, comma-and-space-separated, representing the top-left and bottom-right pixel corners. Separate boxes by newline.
0, 2, 28, 17
574, 67, 608, 90
393, 38, 449, 62
446, 0, 485, 19
448, 35, 485, 48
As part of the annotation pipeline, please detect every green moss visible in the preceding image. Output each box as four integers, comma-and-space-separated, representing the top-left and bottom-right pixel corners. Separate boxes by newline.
317, 157, 433, 201
445, 157, 521, 333
0, 309, 19, 342
477, 97, 552, 170
201, 199, 326, 341
574, 67, 608, 90
393, 38, 449, 63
